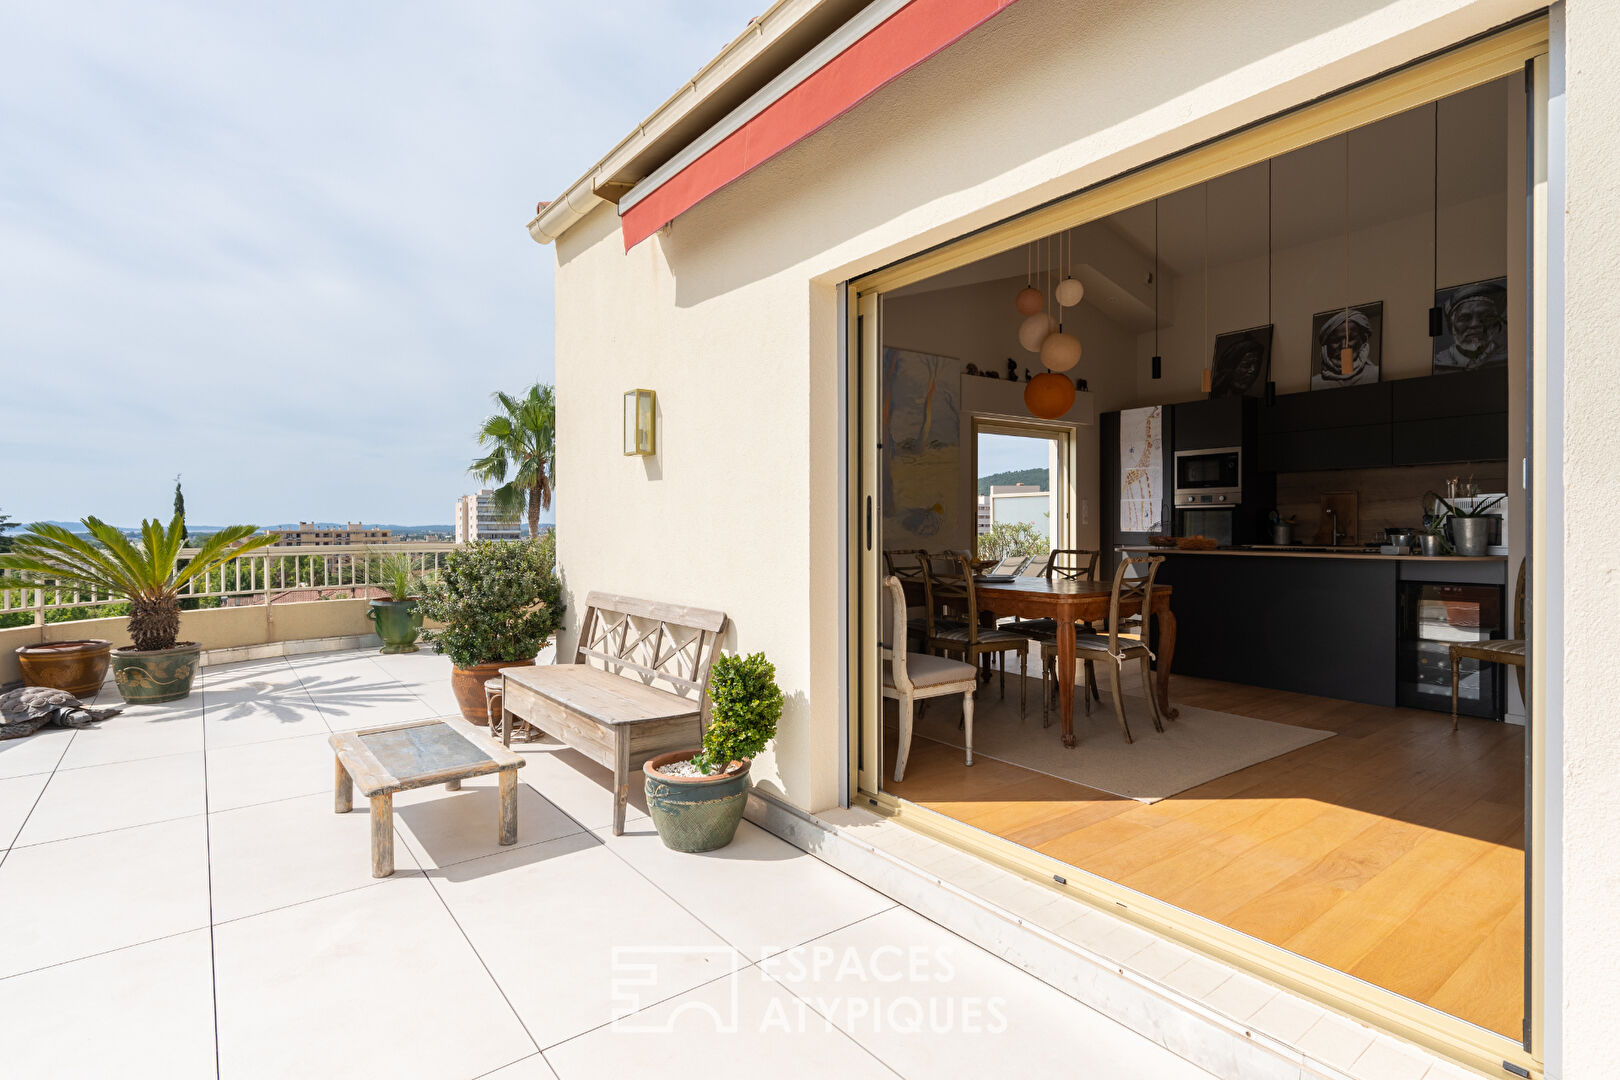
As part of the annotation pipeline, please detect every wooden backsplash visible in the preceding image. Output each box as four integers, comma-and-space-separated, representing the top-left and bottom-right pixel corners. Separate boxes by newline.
1275, 463, 1509, 544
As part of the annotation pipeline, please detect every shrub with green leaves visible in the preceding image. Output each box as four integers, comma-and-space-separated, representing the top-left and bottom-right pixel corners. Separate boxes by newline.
415, 535, 562, 668
694, 651, 782, 774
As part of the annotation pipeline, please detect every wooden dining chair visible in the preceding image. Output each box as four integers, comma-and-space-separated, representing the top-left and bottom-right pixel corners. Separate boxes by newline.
922, 553, 1027, 717
883, 548, 931, 649
1041, 554, 1165, 742
882, 575, 977, 782
1005, 549, 1102, 700
1449, 559, 1526, 731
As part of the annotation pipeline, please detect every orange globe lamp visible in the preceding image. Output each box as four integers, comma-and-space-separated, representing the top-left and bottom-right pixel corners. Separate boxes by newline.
1015, 286, 1043, 315
1024, 371, 1076, 419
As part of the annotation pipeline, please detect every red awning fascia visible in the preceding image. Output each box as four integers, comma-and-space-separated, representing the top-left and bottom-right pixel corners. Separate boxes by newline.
618, 0, 1022, 250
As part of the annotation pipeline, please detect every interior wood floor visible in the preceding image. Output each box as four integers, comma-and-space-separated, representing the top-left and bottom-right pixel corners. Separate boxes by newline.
882, 671, 1525, 1039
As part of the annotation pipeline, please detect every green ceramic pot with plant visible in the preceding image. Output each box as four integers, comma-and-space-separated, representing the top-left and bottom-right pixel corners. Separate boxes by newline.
644, 651, 783, 853
415, 535, 563, 724
0, 514, 278, 704
365, 552, 425, 654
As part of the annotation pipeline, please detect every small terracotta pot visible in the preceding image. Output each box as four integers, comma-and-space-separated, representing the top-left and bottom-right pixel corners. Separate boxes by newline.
450, 659, 537, 725
16, 639, 113, 698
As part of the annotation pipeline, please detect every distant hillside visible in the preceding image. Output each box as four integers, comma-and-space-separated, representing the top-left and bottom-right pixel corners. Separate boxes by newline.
977, 469, 1048, 496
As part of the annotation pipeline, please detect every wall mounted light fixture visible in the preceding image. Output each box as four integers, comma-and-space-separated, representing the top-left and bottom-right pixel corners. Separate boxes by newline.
623, 389, 656, 456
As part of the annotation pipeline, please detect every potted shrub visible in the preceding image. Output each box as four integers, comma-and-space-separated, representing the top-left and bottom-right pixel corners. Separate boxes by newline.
0, 514, 278, 704
415, 535, 562, 725
365, 552, 425, 654
643, 651, 783, 852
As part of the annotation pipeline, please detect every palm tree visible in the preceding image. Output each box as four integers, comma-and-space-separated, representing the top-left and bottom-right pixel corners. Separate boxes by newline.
470, 383, 555, 539
0, 513, 278, 651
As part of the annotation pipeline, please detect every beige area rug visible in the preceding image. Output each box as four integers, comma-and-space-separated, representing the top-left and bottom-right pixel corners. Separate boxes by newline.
907, 684, 1334, 803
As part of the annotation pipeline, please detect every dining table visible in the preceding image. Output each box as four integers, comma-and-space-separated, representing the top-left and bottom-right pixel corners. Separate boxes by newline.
971, 576, 1178, 748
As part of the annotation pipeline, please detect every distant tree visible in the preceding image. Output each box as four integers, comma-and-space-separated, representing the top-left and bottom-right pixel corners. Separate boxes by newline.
977, 521, 1050, 562
0, 508, 14, 554
173, 475, 188, 544
470, 384, 555, 540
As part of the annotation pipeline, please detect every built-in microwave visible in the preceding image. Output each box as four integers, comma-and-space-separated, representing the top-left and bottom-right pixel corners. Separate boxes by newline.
1174, 446, 1242, 505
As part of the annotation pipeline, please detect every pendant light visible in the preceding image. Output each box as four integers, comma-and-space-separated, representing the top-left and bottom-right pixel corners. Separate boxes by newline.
1041, 229, 1082, 372
1055, 228, 1085, 307
1151, 199, 1162, 380
1265, 159, 1275, 404
1201, 183, 1212, 394
1015, 240, 1042, 315
1340, 133, 1354, 377
1018, 235, 1055, 351
1428, 101, 1445, 337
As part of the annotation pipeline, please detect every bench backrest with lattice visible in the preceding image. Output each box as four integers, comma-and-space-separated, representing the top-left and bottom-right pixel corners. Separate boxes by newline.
572, 592, 730, 728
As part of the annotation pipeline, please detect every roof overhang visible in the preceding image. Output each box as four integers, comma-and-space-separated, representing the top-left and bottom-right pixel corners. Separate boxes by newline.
529, 0, 1023, 251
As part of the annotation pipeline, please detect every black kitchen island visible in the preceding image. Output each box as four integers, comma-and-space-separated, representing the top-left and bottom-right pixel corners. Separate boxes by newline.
1129, 548, 1508, 709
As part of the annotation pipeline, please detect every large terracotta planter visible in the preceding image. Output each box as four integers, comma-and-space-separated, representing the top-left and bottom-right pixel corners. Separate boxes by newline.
450, 659, 536, 726
643, 751, 751, 853
16, 639, 113, 698
110, 643, 202, 705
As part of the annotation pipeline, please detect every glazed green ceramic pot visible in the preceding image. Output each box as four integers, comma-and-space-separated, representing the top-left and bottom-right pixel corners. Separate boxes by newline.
367, 599, 423, 654
110, 643, 202, 704
643, 751, 750, 852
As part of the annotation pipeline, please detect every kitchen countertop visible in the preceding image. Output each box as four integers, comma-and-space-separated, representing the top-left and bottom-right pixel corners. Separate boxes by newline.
1120, 545, 1506, 563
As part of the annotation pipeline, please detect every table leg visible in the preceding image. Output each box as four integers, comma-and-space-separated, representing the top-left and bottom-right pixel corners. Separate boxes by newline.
1058, 618, 1077, 749
445, 779, 462, 791
334, 757, 353, 814
1155, 605, 1179, 720
612, 733, 631, 836
498, 769, 517, 846
370, 792, 394, 878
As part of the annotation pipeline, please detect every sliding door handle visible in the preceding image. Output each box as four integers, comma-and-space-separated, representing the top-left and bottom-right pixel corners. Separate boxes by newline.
866, 496, 873, 550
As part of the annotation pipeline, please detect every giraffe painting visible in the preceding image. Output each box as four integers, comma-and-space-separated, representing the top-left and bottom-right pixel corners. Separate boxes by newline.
1120, 405, 1163, 533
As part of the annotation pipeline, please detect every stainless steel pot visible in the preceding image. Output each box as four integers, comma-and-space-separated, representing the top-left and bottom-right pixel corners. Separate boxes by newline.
1385, 528, 1417, 549
1271, 523, 1292, 545
1418, 533, 1445, 557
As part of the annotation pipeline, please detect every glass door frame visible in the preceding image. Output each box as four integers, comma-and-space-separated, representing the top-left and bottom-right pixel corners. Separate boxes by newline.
843, 17, 1549, 1077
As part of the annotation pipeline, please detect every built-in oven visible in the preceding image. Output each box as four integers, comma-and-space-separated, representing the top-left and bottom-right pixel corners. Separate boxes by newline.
1174, 447, 1242, 505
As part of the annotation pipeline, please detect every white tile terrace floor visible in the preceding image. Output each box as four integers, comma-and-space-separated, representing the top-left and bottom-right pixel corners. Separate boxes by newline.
0, 648, 1215, 1080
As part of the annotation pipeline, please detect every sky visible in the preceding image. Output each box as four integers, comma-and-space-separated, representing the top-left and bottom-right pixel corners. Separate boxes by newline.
978, 433, 1053, 482
0, 1, 765, 527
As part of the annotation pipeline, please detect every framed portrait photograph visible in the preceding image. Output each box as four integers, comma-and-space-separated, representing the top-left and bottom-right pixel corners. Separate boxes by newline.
1208, 324, 1272, 398
1432, 276, 1508, 374
1310, 301, 1383, 390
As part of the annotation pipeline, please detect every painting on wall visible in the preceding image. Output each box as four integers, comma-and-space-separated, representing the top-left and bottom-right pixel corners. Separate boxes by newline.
1310, 301, 1384, 390
1209, 324, 1273, 398
1119, 405, 1163, 534
1433, 276, 1508, 374
882, 347, 962, 549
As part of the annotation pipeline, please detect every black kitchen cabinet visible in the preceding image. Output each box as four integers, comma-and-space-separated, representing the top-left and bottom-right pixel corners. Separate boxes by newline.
1171, 397, 1244, 450
1259, 381, 1391, 436
1389, 369, 1509, 465
1152, 553, 1398, 706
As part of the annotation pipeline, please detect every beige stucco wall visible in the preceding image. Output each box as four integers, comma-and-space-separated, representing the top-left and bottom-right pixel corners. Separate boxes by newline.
552, 0, 1542, 816
0, 600, 378, 684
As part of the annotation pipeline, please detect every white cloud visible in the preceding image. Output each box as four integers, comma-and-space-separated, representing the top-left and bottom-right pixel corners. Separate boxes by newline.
0, 0, 763, 526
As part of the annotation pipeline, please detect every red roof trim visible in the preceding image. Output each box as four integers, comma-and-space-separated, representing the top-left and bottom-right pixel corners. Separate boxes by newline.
620, 0, 1021, 250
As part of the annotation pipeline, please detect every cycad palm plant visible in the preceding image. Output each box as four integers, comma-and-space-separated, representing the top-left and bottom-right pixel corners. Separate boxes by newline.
470, 383, 555, 539
0, 513, 278, 651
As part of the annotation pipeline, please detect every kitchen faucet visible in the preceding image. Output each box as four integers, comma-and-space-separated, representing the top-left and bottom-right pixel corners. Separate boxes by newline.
1324, 507, 1340, 546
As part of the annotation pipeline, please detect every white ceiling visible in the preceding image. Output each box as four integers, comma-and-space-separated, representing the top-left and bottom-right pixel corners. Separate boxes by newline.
897, 75, 1511, 304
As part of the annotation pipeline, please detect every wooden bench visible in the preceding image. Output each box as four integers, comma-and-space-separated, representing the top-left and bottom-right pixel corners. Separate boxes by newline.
498, 592, 728, 835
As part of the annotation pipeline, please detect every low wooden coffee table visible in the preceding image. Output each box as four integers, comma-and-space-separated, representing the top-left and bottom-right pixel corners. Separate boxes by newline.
329, 717, 525, 877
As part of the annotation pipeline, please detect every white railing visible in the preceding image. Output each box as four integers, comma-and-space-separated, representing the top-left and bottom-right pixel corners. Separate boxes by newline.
1, 542, 461, 627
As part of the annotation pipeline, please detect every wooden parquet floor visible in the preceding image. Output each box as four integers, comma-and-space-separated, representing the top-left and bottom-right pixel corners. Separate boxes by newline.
882, 672, 1525, 1038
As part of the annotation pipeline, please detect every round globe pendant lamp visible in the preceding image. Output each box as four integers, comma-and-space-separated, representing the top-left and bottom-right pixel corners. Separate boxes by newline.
1015, 286, 1043, 315
1055, 277, 1084, 307
1024, 371, 1076, 419
1018, 312, 1055, 352
1039, 329, 1081, 372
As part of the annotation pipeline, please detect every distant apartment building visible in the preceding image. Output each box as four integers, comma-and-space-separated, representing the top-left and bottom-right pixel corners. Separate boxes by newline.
455, 490, 523, 542
982, 484, 1051, 541
268, 522, 391, 547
